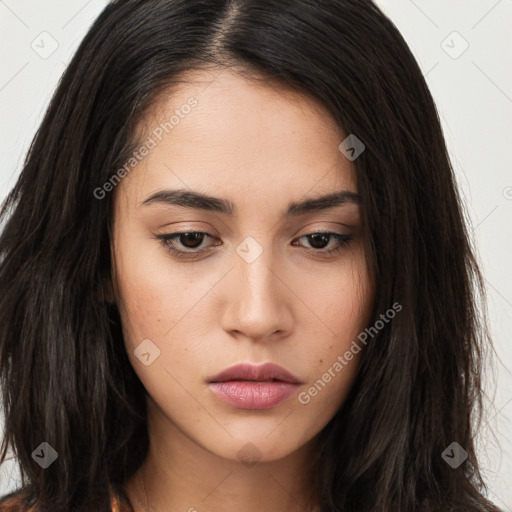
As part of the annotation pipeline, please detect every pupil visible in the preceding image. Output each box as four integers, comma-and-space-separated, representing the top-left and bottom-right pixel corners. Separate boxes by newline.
181, 232, 203, 248
308, 233, 329, 249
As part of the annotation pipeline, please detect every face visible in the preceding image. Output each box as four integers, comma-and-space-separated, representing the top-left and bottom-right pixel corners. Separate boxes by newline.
110, 67, 374, 465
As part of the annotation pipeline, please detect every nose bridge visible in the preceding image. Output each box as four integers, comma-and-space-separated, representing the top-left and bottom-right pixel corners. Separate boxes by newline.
221, 236, 292, 339
235, 240, 282, 311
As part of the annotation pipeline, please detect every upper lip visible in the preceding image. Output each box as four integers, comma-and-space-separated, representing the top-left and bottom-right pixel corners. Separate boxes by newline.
208, 363, 302, 384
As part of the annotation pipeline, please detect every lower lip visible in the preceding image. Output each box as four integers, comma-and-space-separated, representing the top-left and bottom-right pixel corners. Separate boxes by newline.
208, 381, 299, 409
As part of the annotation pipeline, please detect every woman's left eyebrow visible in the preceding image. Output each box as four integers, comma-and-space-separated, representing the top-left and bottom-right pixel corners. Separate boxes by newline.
140, 188, 361, 216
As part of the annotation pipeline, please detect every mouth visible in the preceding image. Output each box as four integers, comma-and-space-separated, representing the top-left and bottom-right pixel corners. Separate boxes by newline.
207, 363, 302, 410
207, 362, 302, 385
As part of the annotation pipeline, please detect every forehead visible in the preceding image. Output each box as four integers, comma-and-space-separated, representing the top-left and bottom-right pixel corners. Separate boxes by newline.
115, 68, 357, 209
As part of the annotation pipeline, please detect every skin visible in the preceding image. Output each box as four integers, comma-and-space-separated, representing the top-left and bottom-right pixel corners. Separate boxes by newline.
109, 67, 374, 512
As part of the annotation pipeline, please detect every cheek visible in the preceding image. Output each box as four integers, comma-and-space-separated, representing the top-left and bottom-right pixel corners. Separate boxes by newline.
114, 237, 204, 341
299, 247, 372, 347
114, 260, 200, 410
295, 252, 372, 410
304, 270, 369, 339
113, 237, 222, 391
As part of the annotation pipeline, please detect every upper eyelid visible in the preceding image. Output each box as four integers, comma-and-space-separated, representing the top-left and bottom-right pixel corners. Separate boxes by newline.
160, 228, 350, 238
159, 220, 354, 235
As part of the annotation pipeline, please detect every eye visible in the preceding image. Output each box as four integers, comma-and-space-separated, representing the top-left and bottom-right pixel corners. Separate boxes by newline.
292, 231, 353, 256
156, 231, 218, 259
156, 230, 354, 260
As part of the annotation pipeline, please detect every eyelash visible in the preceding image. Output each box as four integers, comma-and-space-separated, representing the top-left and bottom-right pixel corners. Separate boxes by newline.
156, 230, 353, 260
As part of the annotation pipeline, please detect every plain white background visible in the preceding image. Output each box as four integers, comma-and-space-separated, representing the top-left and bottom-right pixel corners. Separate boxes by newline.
0, 0, 511, 508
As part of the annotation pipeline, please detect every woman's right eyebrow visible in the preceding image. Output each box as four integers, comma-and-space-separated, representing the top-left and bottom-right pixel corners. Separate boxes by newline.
140, 188, 361, 216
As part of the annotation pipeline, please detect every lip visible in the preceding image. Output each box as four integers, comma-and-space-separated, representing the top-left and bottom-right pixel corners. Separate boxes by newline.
208, 362, 302, 384
207, 363, 302, 410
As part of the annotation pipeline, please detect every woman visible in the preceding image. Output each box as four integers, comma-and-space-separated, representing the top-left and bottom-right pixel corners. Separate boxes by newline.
0, 0, 501, 510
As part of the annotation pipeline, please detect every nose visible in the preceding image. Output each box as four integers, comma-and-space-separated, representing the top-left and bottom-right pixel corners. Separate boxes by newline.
219, 245, 294, 343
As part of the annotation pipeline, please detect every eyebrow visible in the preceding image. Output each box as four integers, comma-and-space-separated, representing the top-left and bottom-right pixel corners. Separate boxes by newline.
141, 188, 361, 216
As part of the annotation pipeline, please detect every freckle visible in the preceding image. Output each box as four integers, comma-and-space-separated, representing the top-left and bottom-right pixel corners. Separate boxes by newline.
329, 345, 333, 349
319, 359, 323, 364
